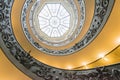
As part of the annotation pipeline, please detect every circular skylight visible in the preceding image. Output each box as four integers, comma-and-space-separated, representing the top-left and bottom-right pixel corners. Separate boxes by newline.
38, 4, 70, 37
29, 0, 81, 47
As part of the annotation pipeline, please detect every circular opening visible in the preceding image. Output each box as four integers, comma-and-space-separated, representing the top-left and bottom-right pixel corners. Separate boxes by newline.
38, 3, 70, 38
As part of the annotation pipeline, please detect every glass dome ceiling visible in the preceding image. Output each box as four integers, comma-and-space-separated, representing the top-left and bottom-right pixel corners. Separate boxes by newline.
38, 3, 70, 37
28, 0, 81, 47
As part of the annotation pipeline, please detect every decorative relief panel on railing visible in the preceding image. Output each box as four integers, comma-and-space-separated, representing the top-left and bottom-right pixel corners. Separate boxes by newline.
0, 0, 117, 80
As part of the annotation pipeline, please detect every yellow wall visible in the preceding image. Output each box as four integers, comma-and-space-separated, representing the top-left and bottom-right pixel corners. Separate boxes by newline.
0, 49, 31, 80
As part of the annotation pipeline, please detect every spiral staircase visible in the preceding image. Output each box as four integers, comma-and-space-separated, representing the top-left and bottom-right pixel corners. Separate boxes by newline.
0, 0, 120, 80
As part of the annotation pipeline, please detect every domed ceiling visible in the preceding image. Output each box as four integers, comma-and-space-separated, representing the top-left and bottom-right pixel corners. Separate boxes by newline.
1, 0, 120, 79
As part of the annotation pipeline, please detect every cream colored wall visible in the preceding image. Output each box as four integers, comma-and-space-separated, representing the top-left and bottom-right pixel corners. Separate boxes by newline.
0, 49, 31, 80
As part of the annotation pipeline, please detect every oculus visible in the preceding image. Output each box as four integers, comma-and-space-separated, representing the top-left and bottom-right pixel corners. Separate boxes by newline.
38, 3, 70, 38
29, 0, 81, 47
